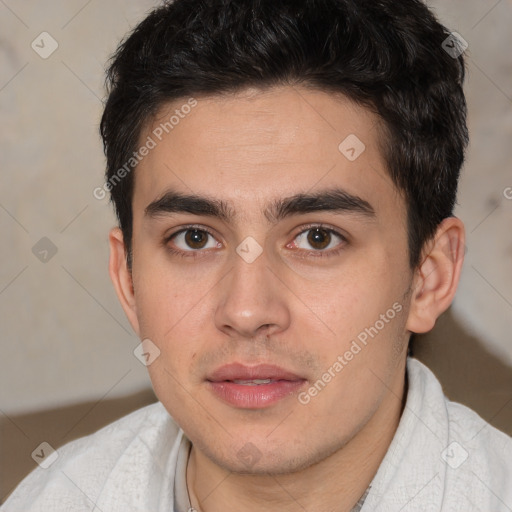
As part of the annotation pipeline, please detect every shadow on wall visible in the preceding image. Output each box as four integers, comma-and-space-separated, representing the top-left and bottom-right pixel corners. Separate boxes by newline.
2, 307, 512, 504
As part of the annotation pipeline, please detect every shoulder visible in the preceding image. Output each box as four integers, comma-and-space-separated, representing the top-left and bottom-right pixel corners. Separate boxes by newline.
444, 397, 512, 474
408, 357, 512, 509
407, 357, 512, 462
1, 402, 182, 511
444, 397, 512, 509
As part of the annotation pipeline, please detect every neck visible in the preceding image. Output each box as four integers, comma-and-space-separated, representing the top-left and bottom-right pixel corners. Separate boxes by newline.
187, 359, 408, 512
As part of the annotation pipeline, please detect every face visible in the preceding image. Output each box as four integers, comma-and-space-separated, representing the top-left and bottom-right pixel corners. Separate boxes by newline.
118, 86, 416, 474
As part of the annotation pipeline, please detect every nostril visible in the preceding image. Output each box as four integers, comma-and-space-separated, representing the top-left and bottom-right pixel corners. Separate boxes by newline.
259, 324, 272, 335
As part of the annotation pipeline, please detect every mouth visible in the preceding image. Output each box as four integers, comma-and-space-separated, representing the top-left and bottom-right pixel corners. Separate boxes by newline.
206, 363, 307, 409
230, 378, 274, 385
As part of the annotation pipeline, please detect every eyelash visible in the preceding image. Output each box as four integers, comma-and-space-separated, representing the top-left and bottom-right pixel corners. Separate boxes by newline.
164, 223, 348, 259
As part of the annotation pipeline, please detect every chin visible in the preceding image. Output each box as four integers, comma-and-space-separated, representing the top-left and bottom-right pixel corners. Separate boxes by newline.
200, 435, 341, 476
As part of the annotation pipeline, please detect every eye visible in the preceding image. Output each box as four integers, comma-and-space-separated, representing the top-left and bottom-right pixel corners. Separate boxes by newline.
291, 226, 346, 253
169, 228, 220, 252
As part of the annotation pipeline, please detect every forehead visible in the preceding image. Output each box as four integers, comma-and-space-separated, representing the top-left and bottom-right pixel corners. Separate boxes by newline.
133, 86, 401, 221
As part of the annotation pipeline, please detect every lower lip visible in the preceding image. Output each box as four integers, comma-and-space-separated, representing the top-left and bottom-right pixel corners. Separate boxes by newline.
207, 380, 306, 409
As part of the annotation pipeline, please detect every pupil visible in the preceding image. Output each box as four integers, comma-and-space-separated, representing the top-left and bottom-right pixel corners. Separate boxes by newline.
307, 228, 330, 250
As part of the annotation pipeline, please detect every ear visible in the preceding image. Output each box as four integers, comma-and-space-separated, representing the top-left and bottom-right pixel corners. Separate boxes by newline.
406, 217, 465, 333
108, 227, 141, 337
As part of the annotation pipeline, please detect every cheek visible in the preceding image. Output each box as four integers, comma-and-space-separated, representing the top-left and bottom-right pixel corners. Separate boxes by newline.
300, 296, 409, 430
312, 272, 384, 330
131, 275, 205, 389
132, 252, 200, 332
309, 261, 409, 365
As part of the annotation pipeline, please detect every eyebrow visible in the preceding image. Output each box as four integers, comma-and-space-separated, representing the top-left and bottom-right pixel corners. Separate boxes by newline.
144, 187, 376, 224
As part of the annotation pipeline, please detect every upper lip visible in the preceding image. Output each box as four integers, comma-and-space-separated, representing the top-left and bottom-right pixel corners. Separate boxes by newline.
207, 363, 304, 382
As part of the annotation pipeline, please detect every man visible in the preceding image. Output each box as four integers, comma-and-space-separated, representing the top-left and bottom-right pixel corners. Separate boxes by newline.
3, 0, 511, 510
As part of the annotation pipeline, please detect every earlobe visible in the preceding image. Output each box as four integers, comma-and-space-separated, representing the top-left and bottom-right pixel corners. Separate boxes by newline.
108, 227, 141, 337
406, 217, 465, 334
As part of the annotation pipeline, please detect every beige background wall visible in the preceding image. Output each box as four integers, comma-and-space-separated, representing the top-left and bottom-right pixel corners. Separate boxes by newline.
0, 0, 511, 418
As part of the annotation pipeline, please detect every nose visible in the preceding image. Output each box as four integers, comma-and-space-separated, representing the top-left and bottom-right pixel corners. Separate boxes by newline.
214, 247, 291, 339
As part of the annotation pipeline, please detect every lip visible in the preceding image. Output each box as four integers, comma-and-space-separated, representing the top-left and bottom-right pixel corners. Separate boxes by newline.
207, 363, 304, 382
206, 363, 307, 409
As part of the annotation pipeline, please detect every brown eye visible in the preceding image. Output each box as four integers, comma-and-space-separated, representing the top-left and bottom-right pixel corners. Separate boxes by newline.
184, 229, 208, 249
307, 228, 331, 250
292, 226, 345, 253
169, 228, 219, 252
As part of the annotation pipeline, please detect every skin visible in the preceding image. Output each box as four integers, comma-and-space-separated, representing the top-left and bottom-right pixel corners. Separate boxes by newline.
109, 86, 465, 511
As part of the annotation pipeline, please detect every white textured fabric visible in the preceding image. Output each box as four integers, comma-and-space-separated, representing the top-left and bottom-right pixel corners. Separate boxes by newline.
360, 359, 512, 511
2, 358, 511, 511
